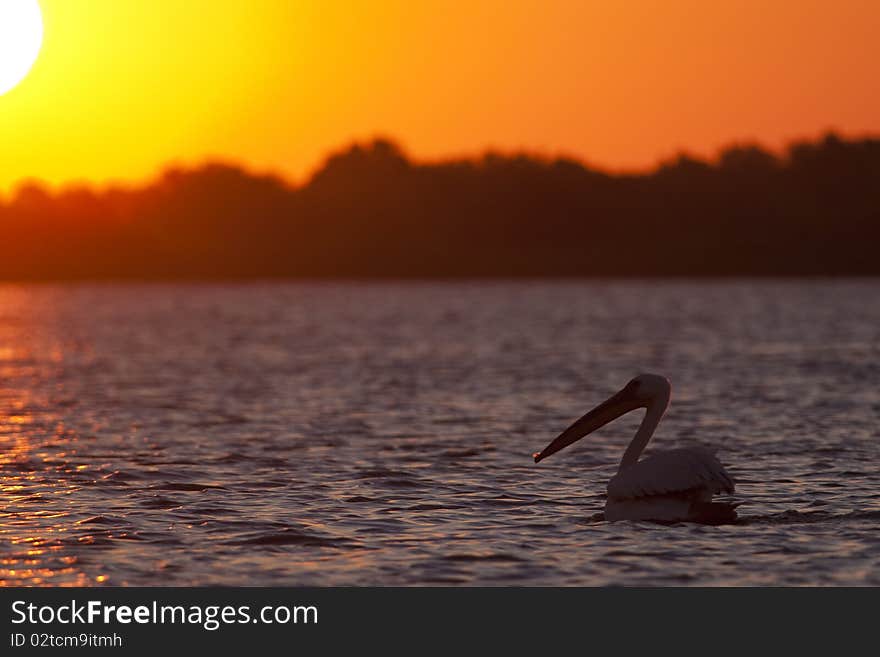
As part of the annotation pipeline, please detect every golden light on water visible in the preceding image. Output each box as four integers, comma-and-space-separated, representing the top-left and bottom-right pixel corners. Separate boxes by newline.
0, 445, 99, 586
0, 297, 99, 585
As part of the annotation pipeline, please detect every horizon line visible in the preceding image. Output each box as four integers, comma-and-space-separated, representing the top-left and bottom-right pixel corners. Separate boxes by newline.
4, 128, 879, 196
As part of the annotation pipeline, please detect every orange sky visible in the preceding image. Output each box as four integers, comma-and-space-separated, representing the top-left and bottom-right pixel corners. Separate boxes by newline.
1, 0, 878, 191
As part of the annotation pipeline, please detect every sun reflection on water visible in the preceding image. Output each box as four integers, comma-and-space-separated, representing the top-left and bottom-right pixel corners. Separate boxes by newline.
0, 421, 96, 585
0, 287, 105, 586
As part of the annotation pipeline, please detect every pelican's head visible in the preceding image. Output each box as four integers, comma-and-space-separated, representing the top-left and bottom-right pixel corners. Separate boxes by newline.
532, 373, 670, 463
623, 373, 671, 405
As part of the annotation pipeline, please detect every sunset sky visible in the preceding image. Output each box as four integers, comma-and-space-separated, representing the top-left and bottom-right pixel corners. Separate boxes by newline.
1, 0, 878, 191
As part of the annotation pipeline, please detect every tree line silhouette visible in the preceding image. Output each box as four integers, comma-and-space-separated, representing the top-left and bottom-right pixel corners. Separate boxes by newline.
1, 132, 877, 279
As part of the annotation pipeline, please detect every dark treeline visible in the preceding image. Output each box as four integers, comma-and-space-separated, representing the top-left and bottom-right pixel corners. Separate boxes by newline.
1, 133, 878, 279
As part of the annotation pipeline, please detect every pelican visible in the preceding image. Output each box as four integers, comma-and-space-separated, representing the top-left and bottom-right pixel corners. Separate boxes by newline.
533, 373, 739, 524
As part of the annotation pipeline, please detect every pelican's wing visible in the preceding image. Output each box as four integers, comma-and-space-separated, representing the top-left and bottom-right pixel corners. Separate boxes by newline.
607, 446, 735, 500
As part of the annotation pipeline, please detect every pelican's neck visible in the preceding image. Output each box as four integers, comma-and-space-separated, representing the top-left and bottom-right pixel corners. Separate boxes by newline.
618, 391, 669, 471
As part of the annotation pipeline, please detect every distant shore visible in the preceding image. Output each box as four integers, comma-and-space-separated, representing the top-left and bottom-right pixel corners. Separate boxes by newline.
1, 133, 878, 280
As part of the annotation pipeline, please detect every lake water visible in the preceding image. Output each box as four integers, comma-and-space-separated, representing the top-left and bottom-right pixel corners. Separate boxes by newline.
1, 281, 879, 586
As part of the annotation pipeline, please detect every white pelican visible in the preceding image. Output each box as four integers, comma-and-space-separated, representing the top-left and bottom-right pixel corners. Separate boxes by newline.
533, 373, 738, 524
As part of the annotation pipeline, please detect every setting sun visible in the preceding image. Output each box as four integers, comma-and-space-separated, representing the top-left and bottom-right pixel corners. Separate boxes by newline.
0, 0, 43, 96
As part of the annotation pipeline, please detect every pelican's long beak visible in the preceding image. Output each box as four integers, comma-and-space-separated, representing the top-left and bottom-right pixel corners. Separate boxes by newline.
533, 387, 641, 463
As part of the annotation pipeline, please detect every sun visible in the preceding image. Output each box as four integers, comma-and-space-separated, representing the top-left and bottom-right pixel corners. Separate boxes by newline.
0, 0, 44, 96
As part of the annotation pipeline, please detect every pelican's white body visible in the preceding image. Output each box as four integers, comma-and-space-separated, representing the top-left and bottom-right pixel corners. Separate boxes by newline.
604, 446, 735, 522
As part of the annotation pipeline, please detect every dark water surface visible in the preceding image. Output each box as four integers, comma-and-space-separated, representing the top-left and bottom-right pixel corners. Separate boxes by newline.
1, 281, 878, 586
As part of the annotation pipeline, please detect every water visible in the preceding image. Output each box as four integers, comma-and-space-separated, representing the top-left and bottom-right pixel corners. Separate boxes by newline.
1, 281, 879, 586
